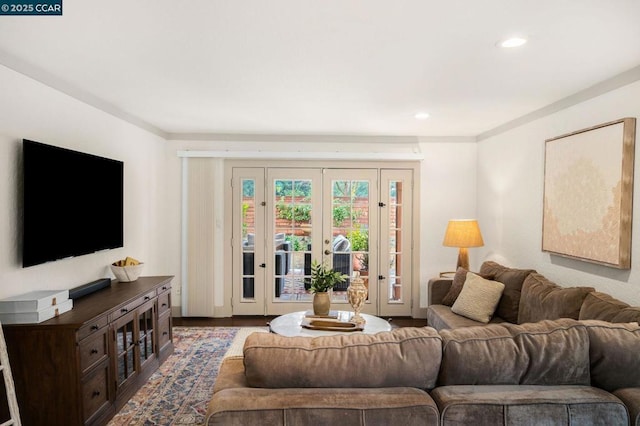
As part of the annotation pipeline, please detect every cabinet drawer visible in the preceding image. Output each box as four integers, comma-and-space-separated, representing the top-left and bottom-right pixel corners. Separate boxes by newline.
82, 362, 110, 424
110, 290, 156, 321
78, 315, 109, 341
157, 291, 171, 315
79, 328, 108, 375
157, 283, 171, 295
158, 312, 172, 352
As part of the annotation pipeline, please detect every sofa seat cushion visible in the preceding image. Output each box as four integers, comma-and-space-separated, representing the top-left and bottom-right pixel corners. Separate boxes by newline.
438, 319, 590, 386
581, 320, 640, 392
613, 388, 640, 426
518, 273, 594, 324
243, 327, 442, 389
427, 304, 506, 331
206, 386, 438, 426
480, 261, 535, 324
431, 385, 628, 426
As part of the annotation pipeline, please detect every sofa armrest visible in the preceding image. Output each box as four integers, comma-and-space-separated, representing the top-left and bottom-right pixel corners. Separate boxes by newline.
428, 278, 453, 305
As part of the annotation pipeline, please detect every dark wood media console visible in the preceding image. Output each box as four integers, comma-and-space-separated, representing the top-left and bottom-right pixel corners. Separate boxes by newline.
1, 276, 174, 426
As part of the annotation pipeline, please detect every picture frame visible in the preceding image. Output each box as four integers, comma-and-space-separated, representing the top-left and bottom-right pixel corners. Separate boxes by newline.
542, 117, 636, 269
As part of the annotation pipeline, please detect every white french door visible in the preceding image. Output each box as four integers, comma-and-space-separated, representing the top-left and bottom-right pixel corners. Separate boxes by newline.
378, 169, 413, 316
321, 169, 379, 316
232, 166, 413, 317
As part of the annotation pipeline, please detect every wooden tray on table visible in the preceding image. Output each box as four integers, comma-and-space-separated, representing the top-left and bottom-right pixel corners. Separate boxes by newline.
301, 318, 364, 332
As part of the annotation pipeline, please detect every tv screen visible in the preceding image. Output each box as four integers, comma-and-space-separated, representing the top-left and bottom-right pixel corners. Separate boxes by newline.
22, 139, 124, 267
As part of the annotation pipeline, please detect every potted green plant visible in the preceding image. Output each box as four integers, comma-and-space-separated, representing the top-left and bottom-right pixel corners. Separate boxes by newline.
310, 260, 347, 315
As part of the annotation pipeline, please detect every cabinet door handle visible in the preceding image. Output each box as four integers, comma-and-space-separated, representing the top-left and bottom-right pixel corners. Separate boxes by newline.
121, 308, 128, 313
92, 390, 101, 397
90, 325, 99, 331
90, 349, 98, 355
144, 296, 150, 301
162, 303, 168, 307
163, 331, 168, 336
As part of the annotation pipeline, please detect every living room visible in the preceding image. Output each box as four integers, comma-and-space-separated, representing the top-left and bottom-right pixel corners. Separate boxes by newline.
1, 1, 639, 319
1, 2, 640, 425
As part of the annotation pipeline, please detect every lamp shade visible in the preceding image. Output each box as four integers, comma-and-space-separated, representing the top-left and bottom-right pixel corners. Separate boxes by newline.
443, 220, 484, 248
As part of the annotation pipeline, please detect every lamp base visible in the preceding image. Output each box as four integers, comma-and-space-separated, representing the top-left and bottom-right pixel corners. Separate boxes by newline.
456, 247, 469, 270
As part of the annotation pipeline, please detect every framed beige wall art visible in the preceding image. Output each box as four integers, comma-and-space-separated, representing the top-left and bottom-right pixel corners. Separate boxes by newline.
542, 117, 636, 269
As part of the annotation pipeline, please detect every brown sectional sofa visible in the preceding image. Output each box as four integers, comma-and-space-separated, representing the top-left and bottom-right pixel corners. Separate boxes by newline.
428, 261, 640, 331
205, 261, 640, 425
206, 318, 640, 425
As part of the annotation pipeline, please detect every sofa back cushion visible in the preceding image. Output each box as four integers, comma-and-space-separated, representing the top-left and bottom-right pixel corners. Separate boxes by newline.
611, 307, 640, 323
582, 320, 640, 392
518, 273, 593, 324
579, 291, 629, 321
243, 327, 442, 389
479, 261, 535, 323
579, 291, 640, 323
438, 319, 590, 386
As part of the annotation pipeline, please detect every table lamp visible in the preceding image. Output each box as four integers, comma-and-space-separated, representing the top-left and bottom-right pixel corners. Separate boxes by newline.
442, 219, 484, 270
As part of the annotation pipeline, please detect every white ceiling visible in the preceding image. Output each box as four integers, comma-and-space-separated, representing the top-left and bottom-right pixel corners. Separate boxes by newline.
1, 0, 639, 138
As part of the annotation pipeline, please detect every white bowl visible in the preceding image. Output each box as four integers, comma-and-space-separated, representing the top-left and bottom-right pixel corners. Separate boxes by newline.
110, 263, 144, 282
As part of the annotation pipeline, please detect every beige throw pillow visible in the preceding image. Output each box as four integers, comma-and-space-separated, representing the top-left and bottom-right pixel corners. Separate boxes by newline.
441, 267, 495, 306
451, 273, 505, 323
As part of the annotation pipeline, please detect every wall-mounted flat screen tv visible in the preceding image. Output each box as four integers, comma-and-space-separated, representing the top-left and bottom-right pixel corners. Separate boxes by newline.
22, 139, 124, 267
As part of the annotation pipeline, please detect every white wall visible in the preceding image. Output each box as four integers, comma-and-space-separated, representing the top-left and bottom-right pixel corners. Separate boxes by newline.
418, 141, 478, 307
0, 65, 170, 299
477, 80, 640, 305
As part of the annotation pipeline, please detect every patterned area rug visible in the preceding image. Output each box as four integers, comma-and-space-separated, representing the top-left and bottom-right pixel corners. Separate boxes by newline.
108, 326, 268, 426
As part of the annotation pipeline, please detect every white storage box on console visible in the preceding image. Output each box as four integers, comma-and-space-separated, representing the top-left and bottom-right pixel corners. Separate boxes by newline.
0, 299, 73, 324
0, 289, 72, 324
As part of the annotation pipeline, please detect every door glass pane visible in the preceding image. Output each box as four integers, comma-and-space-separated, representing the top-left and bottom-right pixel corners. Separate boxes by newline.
274, 179, 313, 301
332, 180, 370, 297
241, 179, 256, 299
387, 180, 403, 302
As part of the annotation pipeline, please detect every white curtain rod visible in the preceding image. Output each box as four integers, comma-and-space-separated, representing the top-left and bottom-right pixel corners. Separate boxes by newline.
176, 150, 424, 160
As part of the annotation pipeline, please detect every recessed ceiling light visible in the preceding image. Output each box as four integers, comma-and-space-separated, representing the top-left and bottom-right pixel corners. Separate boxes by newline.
415, 112, 430, 120
498, 37, 527, 48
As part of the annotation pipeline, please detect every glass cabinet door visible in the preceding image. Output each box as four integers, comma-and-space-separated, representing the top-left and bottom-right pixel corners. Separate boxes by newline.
113, 299, 157, 395
137, 300, 156, 370
114, 313, 137, 389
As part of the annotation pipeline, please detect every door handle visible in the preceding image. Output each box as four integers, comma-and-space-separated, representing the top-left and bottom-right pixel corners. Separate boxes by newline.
259, 263, 266, 268
324, 249, 332, 255
379, 275, 386, 280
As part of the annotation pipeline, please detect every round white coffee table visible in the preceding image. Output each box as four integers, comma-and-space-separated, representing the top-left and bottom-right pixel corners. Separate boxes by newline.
269, 310, 392, 337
